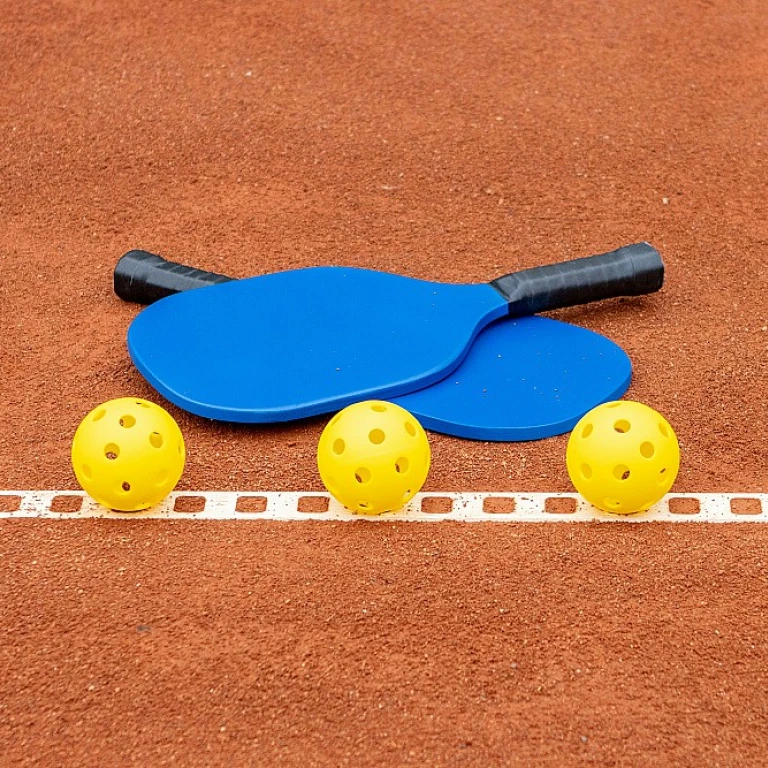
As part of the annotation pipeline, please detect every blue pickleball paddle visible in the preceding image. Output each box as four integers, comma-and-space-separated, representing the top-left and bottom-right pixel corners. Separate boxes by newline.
393, 315, 630, 440
115, 244, 660, 436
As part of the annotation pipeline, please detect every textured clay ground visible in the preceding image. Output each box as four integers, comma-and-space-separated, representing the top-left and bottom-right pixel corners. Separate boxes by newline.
0, 1, 766, 765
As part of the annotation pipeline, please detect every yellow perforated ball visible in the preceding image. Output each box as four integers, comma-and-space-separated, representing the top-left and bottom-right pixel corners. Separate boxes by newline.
71, 398, 186, 511
317, 400, 431, 516
566, 400, 680, 515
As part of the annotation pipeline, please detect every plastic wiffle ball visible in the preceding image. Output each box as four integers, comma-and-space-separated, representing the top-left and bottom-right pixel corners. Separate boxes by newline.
71, 397, 186, 511
317, 400, 431, 515
566, 400, 680, 515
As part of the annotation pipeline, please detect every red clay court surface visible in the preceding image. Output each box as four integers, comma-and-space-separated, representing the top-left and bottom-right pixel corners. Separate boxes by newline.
1, 1, 766, 765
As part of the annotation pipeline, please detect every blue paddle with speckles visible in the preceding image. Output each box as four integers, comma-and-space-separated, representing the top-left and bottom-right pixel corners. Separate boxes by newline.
114, 243, 659, 438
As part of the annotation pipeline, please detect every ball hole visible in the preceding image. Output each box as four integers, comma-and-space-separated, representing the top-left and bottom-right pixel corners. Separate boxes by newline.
121, 482, 131, 492
105, 443, 120, 460
92, 409, 107, 422
358, 501, 371, 511
149, 432, 163, 449
614, 465, 631, 481
333, 438, 345, 455
402, 490, 412, 502
136, 401, 151, 408
371, 404, 387, 413
395, 457, 409, 474
580, 463, 592, 480
119, 415, 136, 428
581, 423, 593, 438
404, 422, 417, 437
369, 429, 385, 445
156, 469, 169, 485
613, 420, 631, 434
658, 422, 670, 438
355, 467, 371, 484
604, 497, 622, 509
640, 441, 655, 459
82, 464, 93, 480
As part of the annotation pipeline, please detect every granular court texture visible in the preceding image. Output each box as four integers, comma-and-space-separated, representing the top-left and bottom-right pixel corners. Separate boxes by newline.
0, 1, 766, 765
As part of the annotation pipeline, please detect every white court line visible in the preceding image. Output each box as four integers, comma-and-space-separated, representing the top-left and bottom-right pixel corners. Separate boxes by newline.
0, 491, 766, 522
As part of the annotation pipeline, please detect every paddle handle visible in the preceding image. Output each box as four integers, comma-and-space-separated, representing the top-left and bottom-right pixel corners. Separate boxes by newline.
114, 250, 233, 304
115, 242, 664, 311
490, 242, 664, 316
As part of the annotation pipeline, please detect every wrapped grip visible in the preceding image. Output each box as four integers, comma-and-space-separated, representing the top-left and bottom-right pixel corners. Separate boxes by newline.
115, 242, 663, 312
114, 250, 233, 304
490, 242, 664, 316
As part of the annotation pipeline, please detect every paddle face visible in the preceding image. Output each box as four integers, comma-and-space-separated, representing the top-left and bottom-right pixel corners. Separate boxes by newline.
127, 266, 509, 422
392, 316, 631, 440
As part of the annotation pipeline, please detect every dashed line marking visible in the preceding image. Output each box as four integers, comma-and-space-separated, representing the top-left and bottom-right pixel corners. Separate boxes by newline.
0, 491, 766, 522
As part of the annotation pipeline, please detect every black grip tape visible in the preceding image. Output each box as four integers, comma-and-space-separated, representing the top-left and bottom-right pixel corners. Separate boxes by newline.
490, 242, 664, 317
114, 250, 233, 304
